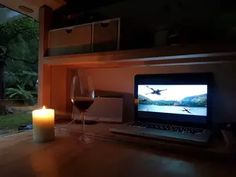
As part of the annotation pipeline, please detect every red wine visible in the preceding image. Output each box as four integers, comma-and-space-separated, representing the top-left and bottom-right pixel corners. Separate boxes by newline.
73, 97, 94, 112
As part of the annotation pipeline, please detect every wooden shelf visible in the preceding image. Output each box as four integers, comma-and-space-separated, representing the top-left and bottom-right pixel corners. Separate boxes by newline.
43, 44, 236, 68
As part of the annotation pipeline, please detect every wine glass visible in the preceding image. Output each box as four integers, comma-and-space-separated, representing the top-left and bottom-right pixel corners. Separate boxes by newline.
70, 70, 95, 143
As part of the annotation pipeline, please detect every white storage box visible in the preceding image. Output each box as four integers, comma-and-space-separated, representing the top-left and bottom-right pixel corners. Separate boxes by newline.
73, 97, 123, 123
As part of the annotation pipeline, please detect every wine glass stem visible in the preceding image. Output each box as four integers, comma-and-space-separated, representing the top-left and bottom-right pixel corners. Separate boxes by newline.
71, 105, 75, 120
81, 111, 85, 135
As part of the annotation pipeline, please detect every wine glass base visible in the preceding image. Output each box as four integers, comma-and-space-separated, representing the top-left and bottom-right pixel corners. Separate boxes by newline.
55, 119, 76, 136
79, 134, 92, 144
74, 119, 97, 125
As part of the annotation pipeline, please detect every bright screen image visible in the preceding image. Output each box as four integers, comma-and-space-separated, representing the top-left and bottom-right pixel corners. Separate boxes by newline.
138, 85, 207, 116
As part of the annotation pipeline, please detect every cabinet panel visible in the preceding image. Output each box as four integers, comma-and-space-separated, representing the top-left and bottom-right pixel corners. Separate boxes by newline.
48, 25, 92, 55
94, 19, 119, 51
47, 18, 120, 56
50, 66, 69, 119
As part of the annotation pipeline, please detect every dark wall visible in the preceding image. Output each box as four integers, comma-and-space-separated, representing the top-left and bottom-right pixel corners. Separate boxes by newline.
53, 0, 236, 49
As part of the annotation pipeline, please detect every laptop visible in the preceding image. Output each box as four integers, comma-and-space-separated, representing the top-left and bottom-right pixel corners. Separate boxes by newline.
110, 73, 213, 145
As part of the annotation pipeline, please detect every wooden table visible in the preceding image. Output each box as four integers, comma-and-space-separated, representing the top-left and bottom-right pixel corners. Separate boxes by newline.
0, 123, 235, 177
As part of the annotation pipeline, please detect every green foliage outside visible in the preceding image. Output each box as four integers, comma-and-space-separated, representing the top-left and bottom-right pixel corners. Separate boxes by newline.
0, 112, 32, 130
4, 71, 38, 103
0, 16, 39, 104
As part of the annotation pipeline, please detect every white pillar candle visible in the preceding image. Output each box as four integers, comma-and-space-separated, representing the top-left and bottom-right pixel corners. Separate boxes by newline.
32, 106, 55, 143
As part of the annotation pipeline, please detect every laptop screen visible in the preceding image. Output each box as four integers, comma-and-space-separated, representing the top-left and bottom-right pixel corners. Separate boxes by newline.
134, 73, 213, 127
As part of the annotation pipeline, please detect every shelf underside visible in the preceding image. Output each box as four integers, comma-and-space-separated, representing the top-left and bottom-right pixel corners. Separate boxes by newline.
43, 44, 236, 68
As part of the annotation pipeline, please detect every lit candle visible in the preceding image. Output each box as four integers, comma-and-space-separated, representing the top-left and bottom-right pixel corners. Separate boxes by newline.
32, 106, 55, 143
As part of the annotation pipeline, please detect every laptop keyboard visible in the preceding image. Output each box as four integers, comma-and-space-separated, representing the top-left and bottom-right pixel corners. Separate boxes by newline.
129, 121, 208, 135
110, 122, 211, 145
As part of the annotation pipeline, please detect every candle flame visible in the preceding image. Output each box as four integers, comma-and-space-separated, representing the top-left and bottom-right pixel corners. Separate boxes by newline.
42, 106, 46, 109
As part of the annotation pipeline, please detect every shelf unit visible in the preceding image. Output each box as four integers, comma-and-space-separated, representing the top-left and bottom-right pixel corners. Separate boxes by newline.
39, 6, 236, 68
38, 6, 236, 120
